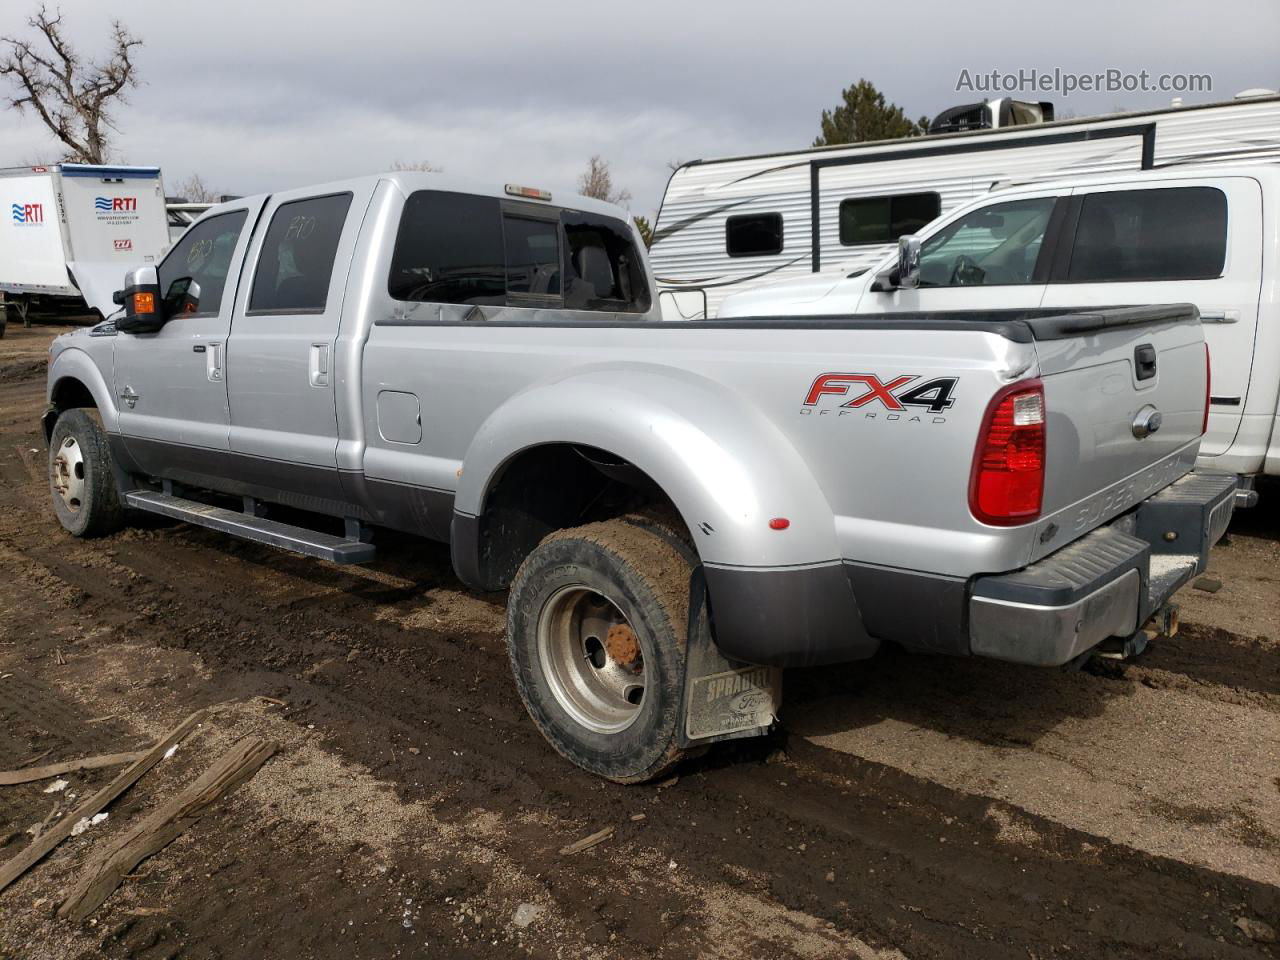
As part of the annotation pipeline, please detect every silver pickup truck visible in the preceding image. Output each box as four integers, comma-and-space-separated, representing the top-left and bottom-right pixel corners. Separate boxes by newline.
42, 173, 1234, 782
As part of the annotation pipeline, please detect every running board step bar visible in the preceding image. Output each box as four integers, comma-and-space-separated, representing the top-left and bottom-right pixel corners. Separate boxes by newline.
124, 491, 376, 564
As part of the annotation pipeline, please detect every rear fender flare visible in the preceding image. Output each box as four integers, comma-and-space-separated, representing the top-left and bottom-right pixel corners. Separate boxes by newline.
455, 365, 841, 569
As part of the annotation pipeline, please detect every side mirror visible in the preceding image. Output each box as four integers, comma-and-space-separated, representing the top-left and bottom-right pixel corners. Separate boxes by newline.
162, 277, 202, 317
115, 266, 163, 334
897, 234, 922, 289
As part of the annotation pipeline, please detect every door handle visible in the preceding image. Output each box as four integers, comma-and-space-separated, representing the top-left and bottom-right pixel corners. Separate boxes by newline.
1199, 311, 1238, 324
205, 341, 223, 382
309, 343, 330, 387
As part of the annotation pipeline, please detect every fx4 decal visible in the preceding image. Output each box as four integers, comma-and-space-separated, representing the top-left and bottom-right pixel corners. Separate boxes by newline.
803, 373, 958, 414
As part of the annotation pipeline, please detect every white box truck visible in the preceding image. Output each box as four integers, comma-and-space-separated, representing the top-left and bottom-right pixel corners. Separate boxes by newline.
0, 163, 171, 336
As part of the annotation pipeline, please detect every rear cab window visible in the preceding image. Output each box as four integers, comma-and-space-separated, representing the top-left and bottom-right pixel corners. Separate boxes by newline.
388, 190, 650, 314
388, 192, 505, 304
503, 211, 561, 302
562, 210, 649, 312
248, 193, 353, 314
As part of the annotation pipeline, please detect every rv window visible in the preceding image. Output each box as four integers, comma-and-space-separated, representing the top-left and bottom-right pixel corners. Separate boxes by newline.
726, 213, 783, 258
504, 215, 561, 300
1066, 187, 1227, 283
839, 193, 941, 246
917, 197, 1055, 287
388, 192, 505, 304
561, 210, 650, 313
157, 209, 248, 317
249, 193, 352, 313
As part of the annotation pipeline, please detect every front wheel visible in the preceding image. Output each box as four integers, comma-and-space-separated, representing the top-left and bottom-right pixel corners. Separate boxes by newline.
48, 409, 125, 538
506, 520, 691, 783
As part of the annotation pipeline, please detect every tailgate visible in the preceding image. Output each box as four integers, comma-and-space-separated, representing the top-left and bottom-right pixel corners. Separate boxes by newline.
1028, 305, 1207, 554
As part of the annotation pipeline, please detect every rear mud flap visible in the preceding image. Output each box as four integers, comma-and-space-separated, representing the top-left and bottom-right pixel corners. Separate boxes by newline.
678, 566, 782, 749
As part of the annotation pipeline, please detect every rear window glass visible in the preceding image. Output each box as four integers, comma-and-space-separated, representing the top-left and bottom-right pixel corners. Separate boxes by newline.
388, 191, 505, 304
561, 210, 650, 313
839, 192, 941, 245
158, 209, 247, 317
726, 213, 783, 257
1067, 187, 1227, 282
503, 215, 561, 298
249, 193, 352, 313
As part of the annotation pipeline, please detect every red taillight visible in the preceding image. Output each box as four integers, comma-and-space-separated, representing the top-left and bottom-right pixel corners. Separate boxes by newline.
1202, 343, 1211, 436
970, 379, 1046, 526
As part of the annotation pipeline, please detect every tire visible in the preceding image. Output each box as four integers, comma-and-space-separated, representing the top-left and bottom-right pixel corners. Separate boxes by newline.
48, 409, 126, 537
506, 519, 692, 783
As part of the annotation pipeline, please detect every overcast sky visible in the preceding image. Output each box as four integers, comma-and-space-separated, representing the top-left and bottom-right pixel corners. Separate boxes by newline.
1, 0, 1276, 216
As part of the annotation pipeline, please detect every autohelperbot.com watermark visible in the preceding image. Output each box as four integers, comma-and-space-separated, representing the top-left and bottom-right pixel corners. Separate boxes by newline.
956, 68, 1212, 98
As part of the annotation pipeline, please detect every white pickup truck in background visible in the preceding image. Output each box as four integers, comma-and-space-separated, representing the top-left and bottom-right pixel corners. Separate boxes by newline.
721, 164, 1280, 502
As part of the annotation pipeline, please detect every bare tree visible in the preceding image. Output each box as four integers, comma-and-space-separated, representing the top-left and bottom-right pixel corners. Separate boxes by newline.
171, 173, 221, 204
577, 155, 631, 207
0, 5, 142, 164
389, 159, 442, 172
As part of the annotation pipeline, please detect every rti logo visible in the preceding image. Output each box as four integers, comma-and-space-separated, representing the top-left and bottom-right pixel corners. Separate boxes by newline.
10, 202, 44, 225
95, 196, 137, 214
113, 238, 133, 251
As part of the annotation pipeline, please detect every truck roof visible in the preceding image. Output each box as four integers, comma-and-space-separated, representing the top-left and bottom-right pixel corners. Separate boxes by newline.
991, 161, 1280, 195
199, 172, 635, 223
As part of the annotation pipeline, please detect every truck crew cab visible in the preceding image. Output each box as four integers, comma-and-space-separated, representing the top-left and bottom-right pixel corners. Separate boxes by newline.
43, 173, 1233, 782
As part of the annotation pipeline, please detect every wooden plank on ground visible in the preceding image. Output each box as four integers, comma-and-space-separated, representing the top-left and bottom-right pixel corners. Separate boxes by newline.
0, 709, 207, 896
58, 736, 275, 921
0, 751, 148, 786
559, 825, 614, 857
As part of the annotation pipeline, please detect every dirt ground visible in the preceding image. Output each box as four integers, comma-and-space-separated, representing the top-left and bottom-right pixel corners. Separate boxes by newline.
1, 323, 1278, 959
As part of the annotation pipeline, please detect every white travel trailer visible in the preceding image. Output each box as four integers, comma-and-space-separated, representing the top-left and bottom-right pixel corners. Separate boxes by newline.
0, 163, 171, 329
650, 93, 1280, 319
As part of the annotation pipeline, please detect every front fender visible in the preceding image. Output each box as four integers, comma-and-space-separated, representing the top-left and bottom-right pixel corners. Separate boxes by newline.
455, 364, 841, 569
47, 347, 120, 433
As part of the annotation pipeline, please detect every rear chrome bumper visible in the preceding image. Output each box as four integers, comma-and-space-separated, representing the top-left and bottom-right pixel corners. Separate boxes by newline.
968, 472, 1236, 666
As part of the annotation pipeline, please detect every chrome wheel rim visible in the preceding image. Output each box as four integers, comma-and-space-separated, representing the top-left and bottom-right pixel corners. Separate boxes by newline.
537, 586, 646, 734
52, 436, 86, 512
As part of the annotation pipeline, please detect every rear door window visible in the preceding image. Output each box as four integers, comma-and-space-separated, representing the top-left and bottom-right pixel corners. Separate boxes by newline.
561, 210, 650, 312
1066, 187, 1227, 282
249, 193, 352, 313
157, 210, 248, 316
388, 191, 505, 304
